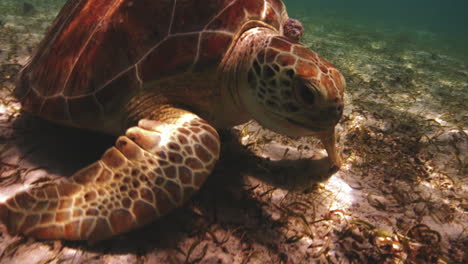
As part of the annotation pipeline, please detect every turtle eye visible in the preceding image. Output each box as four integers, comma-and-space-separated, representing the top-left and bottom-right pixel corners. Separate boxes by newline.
295, 80, 316, 106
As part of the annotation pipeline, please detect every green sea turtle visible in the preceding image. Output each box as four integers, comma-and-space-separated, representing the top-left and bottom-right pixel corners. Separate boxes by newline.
0, 0, 345, 243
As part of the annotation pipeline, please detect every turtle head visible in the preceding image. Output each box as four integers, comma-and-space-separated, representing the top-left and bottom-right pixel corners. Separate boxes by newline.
239, 36, 346, 168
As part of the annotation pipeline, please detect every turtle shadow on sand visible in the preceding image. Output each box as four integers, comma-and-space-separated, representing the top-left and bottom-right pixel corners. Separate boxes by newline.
1, 112, 336, 256
216, 130, 336, 192
2, 112, 114, 179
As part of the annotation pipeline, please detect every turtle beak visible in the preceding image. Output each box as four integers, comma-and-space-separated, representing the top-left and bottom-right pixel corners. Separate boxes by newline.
316, 128, 342, 171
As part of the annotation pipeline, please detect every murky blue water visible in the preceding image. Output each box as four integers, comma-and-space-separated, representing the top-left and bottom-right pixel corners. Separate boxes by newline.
285, 0, 468, 59
1, 0, 467, 59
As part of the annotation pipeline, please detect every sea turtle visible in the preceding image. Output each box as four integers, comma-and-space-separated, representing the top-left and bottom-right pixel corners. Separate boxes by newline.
0, 0, 345, 243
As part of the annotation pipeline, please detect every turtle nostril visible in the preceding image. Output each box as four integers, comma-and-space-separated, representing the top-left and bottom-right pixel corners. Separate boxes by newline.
336, 104, 343, 116
325, 104, 343, 119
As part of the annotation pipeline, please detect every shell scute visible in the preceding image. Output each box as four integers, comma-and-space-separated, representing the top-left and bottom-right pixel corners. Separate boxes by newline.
40, 96, 68, 121
118, 0, 173, 43
172, 0, 230, 34
68, 95, 102, 120
206, 0, 257, 32
62, 0, 174, 97
95, 70, 139, 114
267, 0, 285, 13
20, 89, 44, 115
195, 32, 233, 71
264, 3, 282, 29
241, 0, 265, 15
140, 34, 199, 82
35, 1, 117, 98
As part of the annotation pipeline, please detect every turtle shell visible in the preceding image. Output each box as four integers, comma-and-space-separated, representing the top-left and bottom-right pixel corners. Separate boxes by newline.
15, 0, 288, 122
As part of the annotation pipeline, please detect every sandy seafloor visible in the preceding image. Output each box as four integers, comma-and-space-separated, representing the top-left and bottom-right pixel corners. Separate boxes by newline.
0, 1, 466, 263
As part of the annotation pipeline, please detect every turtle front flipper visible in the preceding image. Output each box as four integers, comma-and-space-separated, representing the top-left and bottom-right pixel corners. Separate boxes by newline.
0, 109, 220, 243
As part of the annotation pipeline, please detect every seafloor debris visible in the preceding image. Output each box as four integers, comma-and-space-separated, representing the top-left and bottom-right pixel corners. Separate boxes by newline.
0, 1, 466, 263
21, 2, 37, 17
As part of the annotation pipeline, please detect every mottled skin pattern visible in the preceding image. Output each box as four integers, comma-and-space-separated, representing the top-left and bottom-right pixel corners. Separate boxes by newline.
0, 0, 345, 243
